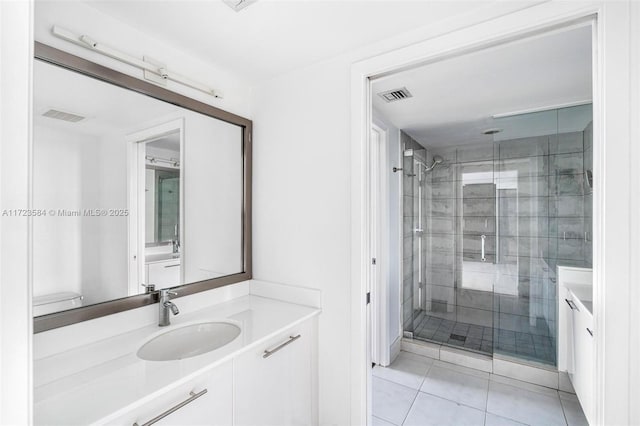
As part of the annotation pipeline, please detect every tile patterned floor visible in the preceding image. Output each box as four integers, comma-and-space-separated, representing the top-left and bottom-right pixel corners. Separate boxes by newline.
414, 315, 556, 365
372, 351, 588, 426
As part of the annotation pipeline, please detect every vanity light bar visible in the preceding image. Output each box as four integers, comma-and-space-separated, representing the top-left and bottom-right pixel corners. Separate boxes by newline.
51, 25, 224, 99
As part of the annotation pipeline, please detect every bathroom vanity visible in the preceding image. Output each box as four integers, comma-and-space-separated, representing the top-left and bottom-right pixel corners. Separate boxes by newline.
33, 281, 320, 425
557, 266, 593, 424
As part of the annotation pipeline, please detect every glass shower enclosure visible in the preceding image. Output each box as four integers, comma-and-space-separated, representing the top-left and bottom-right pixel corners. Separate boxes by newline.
402, 104, 593, 366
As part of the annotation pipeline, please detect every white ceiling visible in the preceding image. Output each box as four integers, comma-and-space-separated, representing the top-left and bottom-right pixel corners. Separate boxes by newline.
372, 25, 593, 147
148, 133, 180, 152
34, 60, 181, 136
83, 0, 489, 83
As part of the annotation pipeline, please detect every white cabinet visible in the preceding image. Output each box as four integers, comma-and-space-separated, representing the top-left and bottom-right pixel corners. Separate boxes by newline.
559, 285, 576, 375
147, 259, 181, 289
557, 266, 593, 425
233, 319, 317, 426
571, 300, 594, 424
104, 317, 318, 426
107, 361, 233, 426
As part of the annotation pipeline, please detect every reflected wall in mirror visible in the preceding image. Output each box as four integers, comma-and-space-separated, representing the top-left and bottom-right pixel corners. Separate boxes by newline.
32, 44, 251, 329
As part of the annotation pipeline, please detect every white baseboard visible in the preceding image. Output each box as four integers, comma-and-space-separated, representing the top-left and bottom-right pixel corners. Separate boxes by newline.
389, 336, 402, 365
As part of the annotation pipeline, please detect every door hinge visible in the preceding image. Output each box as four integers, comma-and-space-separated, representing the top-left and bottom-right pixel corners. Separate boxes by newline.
371, 258, 376, 265
366, 292, 371, 305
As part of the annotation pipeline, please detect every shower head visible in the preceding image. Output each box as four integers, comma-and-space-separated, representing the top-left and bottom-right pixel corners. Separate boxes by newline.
417, 155, 444, 172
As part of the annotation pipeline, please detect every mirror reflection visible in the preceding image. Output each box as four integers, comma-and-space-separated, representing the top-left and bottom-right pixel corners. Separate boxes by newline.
33, 59, 244, 316
144, 133, 182, 289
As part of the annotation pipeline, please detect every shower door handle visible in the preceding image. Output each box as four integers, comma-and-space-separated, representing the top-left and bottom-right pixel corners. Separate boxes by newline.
480, 235, 486, 262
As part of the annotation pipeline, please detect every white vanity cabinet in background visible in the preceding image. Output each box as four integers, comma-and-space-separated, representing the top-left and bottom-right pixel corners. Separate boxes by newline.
146, 258, 181, 289
557, 266, 593, 425
570, 297, 594, 424
106, 361, 233, 426
234, 319, 317, 426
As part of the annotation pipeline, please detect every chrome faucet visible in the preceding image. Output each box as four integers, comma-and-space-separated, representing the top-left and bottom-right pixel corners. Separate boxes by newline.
159, 289, 179, 326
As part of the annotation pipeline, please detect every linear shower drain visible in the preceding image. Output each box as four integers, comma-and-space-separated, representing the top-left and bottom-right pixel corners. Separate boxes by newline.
449, 333, 467, 342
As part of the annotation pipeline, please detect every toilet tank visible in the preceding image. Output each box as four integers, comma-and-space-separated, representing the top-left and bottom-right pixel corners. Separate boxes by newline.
33, 292, 83, 316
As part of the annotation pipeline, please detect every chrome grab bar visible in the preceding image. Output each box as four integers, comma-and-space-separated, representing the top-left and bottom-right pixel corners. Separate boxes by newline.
480, 234, 486, 262
263, 334, 301, 358
132, 389, 207, 426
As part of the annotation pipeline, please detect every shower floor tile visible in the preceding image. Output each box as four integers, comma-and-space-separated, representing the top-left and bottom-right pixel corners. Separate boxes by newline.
414, 314, 556, 365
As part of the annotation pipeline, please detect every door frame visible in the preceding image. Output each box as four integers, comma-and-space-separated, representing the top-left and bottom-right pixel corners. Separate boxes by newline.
126, 118, 185, 296
349, 2, 635, 425
369, 123, 390, 367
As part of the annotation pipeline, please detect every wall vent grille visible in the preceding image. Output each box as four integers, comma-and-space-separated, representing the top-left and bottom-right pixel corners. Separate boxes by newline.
378, 87, 413, 103
42, 109, 85, 123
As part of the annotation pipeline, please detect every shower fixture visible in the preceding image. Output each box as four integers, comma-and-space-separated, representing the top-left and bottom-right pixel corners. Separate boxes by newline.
416, 155, 444, 172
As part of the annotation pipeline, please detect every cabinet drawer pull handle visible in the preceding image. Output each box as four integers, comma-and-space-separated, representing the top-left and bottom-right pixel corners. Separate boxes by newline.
132, 389, 208, 426
263, 334, 301, 359
164, 264, 180, 268
586, 328, 593, 337
565, 298, 578, 311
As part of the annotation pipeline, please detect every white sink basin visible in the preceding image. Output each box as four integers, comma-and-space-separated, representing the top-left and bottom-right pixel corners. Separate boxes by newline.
137, 322, 241, 361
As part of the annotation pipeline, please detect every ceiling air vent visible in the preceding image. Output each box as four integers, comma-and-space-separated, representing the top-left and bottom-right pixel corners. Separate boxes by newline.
378, 87, 413, 103
42, 109, 85, 123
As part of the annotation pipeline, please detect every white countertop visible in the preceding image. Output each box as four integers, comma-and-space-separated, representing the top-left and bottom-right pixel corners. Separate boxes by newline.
34, 295, 320, 425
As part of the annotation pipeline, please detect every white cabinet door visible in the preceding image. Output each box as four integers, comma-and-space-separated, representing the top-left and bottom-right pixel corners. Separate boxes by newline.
233, 319, 315, 426
106, 361, 232, 426
560, 287, 576, 376
147, 260, 181, 289
572, 305, 594, 424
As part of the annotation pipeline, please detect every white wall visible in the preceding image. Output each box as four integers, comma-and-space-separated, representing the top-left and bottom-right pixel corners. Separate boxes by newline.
31, 123, 129, 305
85, 133, 129, 303
251, 56, 353, 425
34, 1, 252, 118
373, 110, 402, 360
0, 1, 32, 423
32, 124, 87, 298
182, 112, 243, 281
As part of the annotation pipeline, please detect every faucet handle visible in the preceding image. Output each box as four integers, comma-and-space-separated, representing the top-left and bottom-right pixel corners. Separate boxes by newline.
160, 289, 178, 297
141, 283, 156, 294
